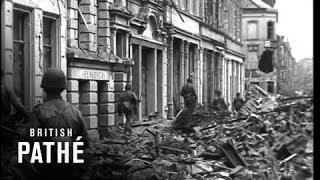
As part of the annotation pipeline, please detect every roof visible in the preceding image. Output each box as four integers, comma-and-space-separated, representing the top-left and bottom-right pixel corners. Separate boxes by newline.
251, 0, 273, 9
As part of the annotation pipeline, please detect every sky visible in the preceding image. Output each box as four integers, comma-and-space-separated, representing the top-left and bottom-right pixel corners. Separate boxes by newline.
274, 0, 313, 61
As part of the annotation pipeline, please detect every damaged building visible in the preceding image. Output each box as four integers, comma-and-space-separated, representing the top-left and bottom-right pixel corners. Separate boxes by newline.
276, 35, 296, 95
241, 0, 279, 93
1, 0, 245, 139
1, 0, 68, 110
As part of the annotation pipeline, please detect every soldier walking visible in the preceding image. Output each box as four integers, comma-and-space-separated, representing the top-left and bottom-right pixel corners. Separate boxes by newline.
24, 68, 89, 180
180, 78, 197, 113
211, 90, 227, 112
117, 83, 138, 135
233, 92, 245, 112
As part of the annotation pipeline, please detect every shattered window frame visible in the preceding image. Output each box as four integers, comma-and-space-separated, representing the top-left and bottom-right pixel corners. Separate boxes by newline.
12, 7, 31, 107
43, 15, 58, 71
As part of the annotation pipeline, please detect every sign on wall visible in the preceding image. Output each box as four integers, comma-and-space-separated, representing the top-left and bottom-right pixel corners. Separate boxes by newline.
68, 67, 111, 81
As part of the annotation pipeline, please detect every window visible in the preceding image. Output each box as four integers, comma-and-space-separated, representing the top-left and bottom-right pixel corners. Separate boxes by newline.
114, 0, 126, 6
43, 17, 57, 71
267, 21, 274, 40
247, 21, 258, 40
189, 45, 196, 75
13, 9, 30, 106
215, 0, 220, 26
116, 30, 127, 58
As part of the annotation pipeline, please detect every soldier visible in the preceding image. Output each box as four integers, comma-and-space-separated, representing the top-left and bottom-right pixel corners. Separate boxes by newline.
233, 92, 245, 112
245, 92, 252, 102
117, 83, 138, 135
211, 90, 227, 112
1, 69, 30, 128
180, 78, 197, 113
25, 68, 88, 180
1, 69, 31, 178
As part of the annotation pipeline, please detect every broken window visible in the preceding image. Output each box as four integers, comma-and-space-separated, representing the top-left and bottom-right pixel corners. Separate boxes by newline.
267, 81, 274, 93
13, 9, 30, 105
258, 50, 273, 73
116, 30, 127, 59
43, 17, 57, 71
267, 21, 274, 40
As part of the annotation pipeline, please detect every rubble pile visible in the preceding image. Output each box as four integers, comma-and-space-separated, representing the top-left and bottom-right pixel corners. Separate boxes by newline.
85, 89, 313, 180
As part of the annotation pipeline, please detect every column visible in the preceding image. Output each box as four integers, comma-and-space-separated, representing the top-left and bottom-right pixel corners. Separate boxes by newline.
167, 37, 174, 119
79, 0, 98, 52
184, 41, 189, 79
114, 72, 127, 124
67, 80, 80, 106
162, 47, 168, 119
198, 47, 204, 104
67, 0, 79, 48
110, 28, 117, 62
80, 81, 99, 142
97, 0, 111, 55
179, 39, 185, 108
202, 50, 208, 108
98, 80, 115, 138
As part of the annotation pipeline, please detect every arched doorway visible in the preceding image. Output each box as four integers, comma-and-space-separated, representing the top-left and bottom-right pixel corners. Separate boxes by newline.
258, 50, 273, 73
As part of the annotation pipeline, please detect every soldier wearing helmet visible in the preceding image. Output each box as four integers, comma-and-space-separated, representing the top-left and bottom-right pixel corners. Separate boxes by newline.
24, 68, 88, 179
180, 78, 197, 113
211, 90, 227, 112
116, 82, 138, 135
233, 92, 245, 112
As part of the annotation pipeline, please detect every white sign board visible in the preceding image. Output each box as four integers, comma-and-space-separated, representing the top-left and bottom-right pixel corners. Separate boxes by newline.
68, 67, 111, 81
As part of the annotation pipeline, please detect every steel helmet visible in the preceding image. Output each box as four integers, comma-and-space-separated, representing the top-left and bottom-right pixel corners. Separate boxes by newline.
41, 68, 66, 89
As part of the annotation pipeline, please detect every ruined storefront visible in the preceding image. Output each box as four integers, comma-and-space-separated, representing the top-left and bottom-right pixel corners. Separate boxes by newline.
129, 0, 167, 120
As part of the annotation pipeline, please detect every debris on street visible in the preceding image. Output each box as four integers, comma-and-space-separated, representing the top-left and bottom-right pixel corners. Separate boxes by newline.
83, 86, 313, 180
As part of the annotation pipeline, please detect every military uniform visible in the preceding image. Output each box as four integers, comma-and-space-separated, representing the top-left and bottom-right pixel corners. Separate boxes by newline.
212, 97, 227, 112
233, 96, 245, 111
1, 84, 30, 128
180, 83, 197, 112
0, 79, 30, 179
117, 84, 138, 134
24, 69, 88, 180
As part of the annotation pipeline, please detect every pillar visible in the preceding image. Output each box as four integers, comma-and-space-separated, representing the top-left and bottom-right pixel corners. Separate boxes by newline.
97, 0, 111, 55
198, 47, 204, 104
167, 36, 174, 119
110, 28, 117, 61
79, 0, 98, 52
67, 0, 79, 48
179, 39, 185, 108
80, 81, 99, 130
184, 41, 189, 79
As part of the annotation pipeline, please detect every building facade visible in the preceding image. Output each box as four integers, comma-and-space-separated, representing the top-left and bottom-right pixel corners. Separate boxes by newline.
276, 35, 296, 95
166, 0, 245, 117
1, 0, 245, 139
1, 0, 68, 111
241, 0, 279, 93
